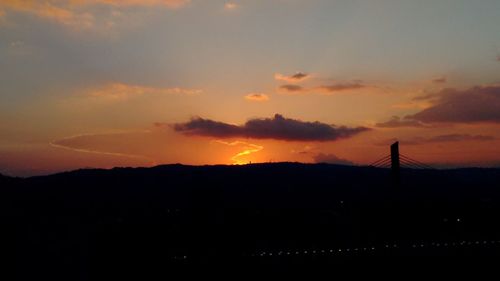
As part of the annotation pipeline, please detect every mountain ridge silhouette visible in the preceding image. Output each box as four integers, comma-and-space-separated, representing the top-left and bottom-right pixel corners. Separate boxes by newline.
2, 162, 500, 277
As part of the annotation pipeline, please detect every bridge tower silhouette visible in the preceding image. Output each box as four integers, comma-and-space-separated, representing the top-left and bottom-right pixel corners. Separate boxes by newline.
391, 141, 401, 177
390, 141, 400, 181
369, 141, 434, 171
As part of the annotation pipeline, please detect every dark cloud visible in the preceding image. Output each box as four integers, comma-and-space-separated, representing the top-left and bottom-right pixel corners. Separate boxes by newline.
173, 114, 370, 141
375, 134, 496, 146
407, 86, 500, 123
375, 116, 430, 128
279, 82, 367, 94
426, 134, 495, 142
313, 153, 355, 166
279, 84, 304, 92
432, 77, 447, 84
316, 82, 366, 93
173, 118, 241, 138
291, 72, 308, 80
274, 72, 310, 82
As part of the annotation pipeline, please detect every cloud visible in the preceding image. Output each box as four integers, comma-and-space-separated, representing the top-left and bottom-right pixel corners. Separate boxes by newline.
214, 140, 263, 165
9, 40, 24, 48
426, 134, 495, 142
81, 0, 190, 8
407, 86, 500, 124
315, 82, 367, 93
50, 132, 155, 162
0, 0, 189, 29
86, 82, 201, 100
1, 1, 95, 29
173, 114, 370, 142
274, 72, 310, 83
278, 84, 306, 93
244, 93, 269, 102
278, 81, 368, 94
375, 134, 496, 146
313, 153, 354, 166
0, 8, 5, 23
291, 145, 315, 155
391, 101, 432, 110
432, 77, 447, 84
224, 2, 238, 10
375, 116, 430, 128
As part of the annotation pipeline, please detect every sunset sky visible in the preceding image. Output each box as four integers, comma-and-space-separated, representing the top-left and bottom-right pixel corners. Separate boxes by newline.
1, 0, 500, 176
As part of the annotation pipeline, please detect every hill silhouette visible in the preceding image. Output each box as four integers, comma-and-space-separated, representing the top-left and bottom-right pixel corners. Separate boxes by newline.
2, 163, 500, 277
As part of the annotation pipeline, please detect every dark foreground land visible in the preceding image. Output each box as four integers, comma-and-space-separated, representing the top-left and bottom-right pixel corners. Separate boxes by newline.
1, 163, 500, 277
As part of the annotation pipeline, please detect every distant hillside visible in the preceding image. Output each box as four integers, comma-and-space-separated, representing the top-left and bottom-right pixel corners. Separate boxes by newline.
2, 163, 500, 278
0, 173, 13, 182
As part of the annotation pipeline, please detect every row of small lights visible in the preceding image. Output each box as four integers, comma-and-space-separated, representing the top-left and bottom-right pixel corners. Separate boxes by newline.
254, 240, 500, 257
170, 240, 500, 260
173, 255, 188, 260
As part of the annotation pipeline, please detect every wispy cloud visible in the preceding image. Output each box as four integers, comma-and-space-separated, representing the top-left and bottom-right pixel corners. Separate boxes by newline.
291, 145, 315, 155
313, 153, 354, 166
86, 82, 201, 101
278, 84, 306, 93
391, 101, 432, 110
224, 2, 238, 10
0, 0, 189, 29
375, 134, 496, 146
80, 0, 190, 8
274, 72, 310, 83
375, 116, 431, 128
432, 77, 447, 84
214, 140, 263, 165
0, 8, 6, 24
315, 82, 367, 93
50, 132, 155, 163
244, 93, 269, 102
1, 1, 94, 29
278, 81, 368, 94
173, 114, 370, 142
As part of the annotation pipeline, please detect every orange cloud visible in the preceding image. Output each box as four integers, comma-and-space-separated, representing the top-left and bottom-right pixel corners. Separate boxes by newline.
391, 101, 432, 110
74, 0, 190, 8
214, 140, 263, 165
1, 1, 94, 29
86, 82, 202, 101
0, 0, 189, 29
244, 93, 269, 102
224, 2, 238, 10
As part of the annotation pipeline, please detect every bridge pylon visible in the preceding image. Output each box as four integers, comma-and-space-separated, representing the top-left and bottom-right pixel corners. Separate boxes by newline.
390, 141, 400, 179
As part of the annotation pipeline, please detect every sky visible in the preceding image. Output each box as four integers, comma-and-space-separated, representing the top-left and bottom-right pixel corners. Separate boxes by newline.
1, 0, 500, 176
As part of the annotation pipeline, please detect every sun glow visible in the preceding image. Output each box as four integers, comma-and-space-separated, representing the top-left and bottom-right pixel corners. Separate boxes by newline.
214, 140, 263, 165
